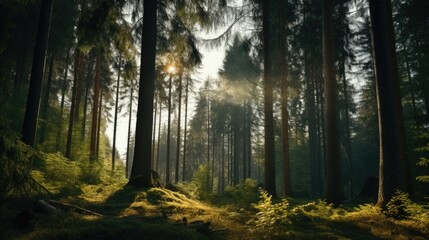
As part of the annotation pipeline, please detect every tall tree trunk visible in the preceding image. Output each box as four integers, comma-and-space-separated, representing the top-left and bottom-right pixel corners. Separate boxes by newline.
128, 0, 157, 187
39, 53, 55, 144
212, 130, 215, 191
166, 74, 173, 184
175, 73, 183, 183
233, 110, 239, 186
126, 77, 134, 178
404, 55, 418, 126
74, 56, 85, 121
112, 55, 122, 171
56, 51, 70, 152
306, 54, 320, 196
81, 80, 89, 140
156, 100, 162, 173
152, 93, 158, 167
279, 0, 291, 196
21, 0, 53, 148
242, 115, 247, 181
340, 59, 354, 200
323, 0, 341, 205
182, 75, 189, 181
207, 96, 211, 190
369, 0, 412, 207
221, 131, 225, 192
262, 0, 276, 197
315, 66, 325, 194
227, 127, 232, 186
81, 58, 94, 141
96, 90, 103, 157
90, 55, 100, 161
66, 49, 81, 159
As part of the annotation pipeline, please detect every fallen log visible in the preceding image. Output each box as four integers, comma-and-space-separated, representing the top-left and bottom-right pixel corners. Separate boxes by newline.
36, 199, 61, 214
46, 200, 104, 217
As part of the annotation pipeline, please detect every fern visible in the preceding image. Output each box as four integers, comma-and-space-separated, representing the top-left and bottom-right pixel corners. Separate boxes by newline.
251, 189, 291, 237
0, 123, 49, 203
416, 176, 429, 183
416, 142, 429, 183
417, 157, 429, 166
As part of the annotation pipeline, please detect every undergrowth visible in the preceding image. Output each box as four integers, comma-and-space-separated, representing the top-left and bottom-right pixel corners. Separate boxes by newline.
0, 123, 47, 203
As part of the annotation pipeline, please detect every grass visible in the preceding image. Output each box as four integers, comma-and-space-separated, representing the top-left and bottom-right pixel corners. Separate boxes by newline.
1, 186, 428, 240
1, 153, 428, 240
2, 182, 428, 240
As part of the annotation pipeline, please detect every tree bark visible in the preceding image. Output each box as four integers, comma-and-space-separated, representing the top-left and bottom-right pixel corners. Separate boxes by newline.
112, 54, 122, 170
369, 0, 412, 207
340, 58, 354, 200
166, 74, 173, 184
262, 0, 276, 197
66, 49, 81, 159
323, 0, 341, 206
182, 75, 189, 181
96, 90, 103, 157
90, 55, 100, 161
175, 73, 183, 183
21, 0, 53, 148
156, 100, 162, 173
128, 0, 157, 187
279, 0, 291, 196
39, 53, 55, 144
126, 78, 134, 178
56, 51, 70, 152
152, 92, 158, 167
81, 58, 94, 141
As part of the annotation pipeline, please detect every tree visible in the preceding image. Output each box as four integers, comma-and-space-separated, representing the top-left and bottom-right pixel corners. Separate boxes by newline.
112, 54, 122, 170
323, 0, 341, 205
175, 72, 183, 183
128, 0, 158, 187
21, 0, 53, 148
182, 74, 190, 181
38, 53, 55, 144
369, 0, 411, 207
262, 0, 276, 197
279, 0, 291, 196
90, 54, 101, 161
166, 69, 174, 184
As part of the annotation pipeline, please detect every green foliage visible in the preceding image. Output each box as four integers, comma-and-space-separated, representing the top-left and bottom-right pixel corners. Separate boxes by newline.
32, 151, 127, 198
0, 123, 46, 203
384, 191, 424, 220
221, 179, 260, 208
416, 157, 429, 183
415, 140, 429, 184
251, 189, 291, 237
190, 164, 210, 199
290, 200, 346, 221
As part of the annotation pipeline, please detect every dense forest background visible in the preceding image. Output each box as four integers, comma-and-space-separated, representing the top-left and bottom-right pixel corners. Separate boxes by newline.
0, 0, 428, 239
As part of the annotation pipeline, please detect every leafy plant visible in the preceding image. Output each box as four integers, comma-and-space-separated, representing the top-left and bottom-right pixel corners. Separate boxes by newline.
191, 164, 211, 199
251, 189, 291, 237
0, 123, 47, 203
384, 191, 419, 220
222, 179, 260, 208
416, 157, 429, 182
415, 140, 429, 183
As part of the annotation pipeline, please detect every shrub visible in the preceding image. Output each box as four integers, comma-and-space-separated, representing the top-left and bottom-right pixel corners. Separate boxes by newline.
191, 164, 211, 199
251, 189, 291, 237
222, 179, 260, 208
384, 191, 422, 220
0, 124, 47, 203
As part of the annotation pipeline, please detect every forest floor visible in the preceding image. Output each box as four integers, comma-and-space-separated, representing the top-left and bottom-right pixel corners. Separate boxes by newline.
1, 182, 428, 240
